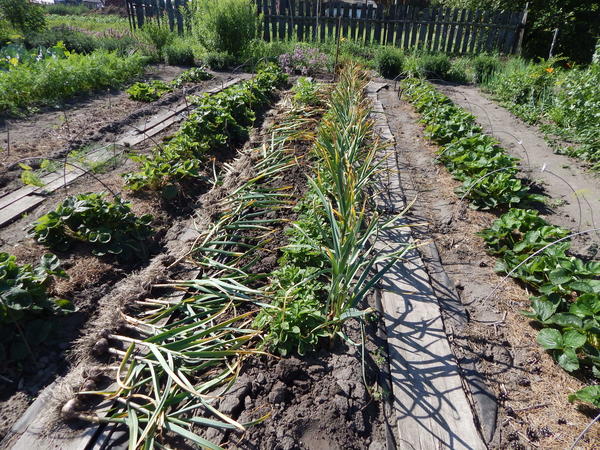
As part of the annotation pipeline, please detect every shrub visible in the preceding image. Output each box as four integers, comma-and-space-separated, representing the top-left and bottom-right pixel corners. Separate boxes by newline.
165, 42, 195, 66
138, 20, 174, 61
0, 0, 45, 33
375, 46, 404, 79
192, 0, 259, 56
26, 26, 98, 54
97, 34, 139, 55
204, 51, 236, 70
472, 54, 500, 83
419, 53, 451, 79
28, 193, 154, 263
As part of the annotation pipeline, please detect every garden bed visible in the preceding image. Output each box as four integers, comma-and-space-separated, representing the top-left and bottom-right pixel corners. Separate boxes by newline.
380, 80, 600, 447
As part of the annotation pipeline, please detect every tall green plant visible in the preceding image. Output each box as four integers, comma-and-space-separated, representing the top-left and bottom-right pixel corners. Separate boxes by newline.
192, 0, 259, 56
0, 0, 45, 33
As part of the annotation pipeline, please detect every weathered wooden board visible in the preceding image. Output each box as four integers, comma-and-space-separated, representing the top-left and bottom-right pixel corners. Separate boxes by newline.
0, 77, 245, 228
368, 86, 486, 450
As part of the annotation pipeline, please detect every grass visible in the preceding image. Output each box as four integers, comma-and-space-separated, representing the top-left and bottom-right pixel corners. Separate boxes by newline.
46, 13, 129, 33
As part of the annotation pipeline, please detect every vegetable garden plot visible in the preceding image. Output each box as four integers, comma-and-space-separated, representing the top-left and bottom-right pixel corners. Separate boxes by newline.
386, 79, 600, 447
1, 66, 403, 450
0, 67, 285, 444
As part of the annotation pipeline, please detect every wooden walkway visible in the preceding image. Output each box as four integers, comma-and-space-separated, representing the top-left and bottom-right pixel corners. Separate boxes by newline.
369, 82, 486, 449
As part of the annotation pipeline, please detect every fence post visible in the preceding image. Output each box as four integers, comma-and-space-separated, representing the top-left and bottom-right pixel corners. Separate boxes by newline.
549, 28, 559, 58
515, 2, 528, 55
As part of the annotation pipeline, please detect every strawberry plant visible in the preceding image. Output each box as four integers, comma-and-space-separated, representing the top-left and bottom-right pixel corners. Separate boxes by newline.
28, 193, 154, 263
126, 80, 172, 102
0, 253, 72, 362
124, 63, 287, 196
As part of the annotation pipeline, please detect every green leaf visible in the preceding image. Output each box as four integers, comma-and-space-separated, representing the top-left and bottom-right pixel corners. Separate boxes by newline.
562, 330, 587, 349
537, 328, 563, 349
549, 268, 572, 285
558, 348, 580, 372
569, 386, 600, 407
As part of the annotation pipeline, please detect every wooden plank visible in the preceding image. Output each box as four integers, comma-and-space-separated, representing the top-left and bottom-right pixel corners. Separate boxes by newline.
440, 7, 451, 52
445, 8, 459, 53
452, 9, 466, 53
364, 4, 373, 45
418, 8, 430, 50
357, 3, 366, 44
393, 4, 404, 47
484, 11, 499, 52
461, 9, 474, 54
373, 4, 382, 44
425, 7, 437, 51
262, 0, 270, 41
350, 3, 358, 41
432, 7, 443, 52
369, 93, 487, 450
468, 9, 481, 53
409, 8, 423, 49
402, 5, 412, 50
505, 10, 521, 54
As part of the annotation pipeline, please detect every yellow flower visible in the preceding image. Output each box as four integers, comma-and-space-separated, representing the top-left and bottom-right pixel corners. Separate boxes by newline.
545, 67, 554, 73
9, 57, 18, 67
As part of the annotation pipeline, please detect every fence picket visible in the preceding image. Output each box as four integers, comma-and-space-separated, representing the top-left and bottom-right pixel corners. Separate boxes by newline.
364, 4, 373, 45
126, 0, 526, 54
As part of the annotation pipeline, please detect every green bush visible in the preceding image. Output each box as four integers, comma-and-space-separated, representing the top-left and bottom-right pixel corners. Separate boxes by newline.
26, 25, 98, 54
0, 253, 72, 363
165, 42, 195, 66
192, 0, 259, 56
138, 20, 174, 61
127, 80, 173, 102
0, 0, 45, 33
97, 35, 140, 55
472, 54, 500, 83
419, 53, 452, 79
375, 46, 404, 79
204, 51, 237, 70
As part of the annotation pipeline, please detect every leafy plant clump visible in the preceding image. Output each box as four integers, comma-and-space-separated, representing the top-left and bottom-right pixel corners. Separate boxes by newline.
375, 46, 404, 79
28, 193, 154, 263
278, 45, 329, 75
127, 66, 212, 102
291, 76, 323, 107
0, 253, 72, 363
124, 63, 286, 197
192, 0, 259, 57
127, 80, 173, 102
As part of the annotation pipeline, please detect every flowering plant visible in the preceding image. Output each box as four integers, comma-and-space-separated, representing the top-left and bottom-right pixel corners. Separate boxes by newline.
278, 45, 328, 75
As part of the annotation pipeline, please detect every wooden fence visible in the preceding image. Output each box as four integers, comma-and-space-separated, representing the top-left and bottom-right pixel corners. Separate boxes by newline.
125, 0, 527, 54
257, 1, 527, 54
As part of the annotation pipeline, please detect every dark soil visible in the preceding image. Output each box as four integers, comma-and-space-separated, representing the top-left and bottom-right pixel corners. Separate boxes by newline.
215, 316, 389, 450
0, 67, 239, 195
378, 84, 600, 448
